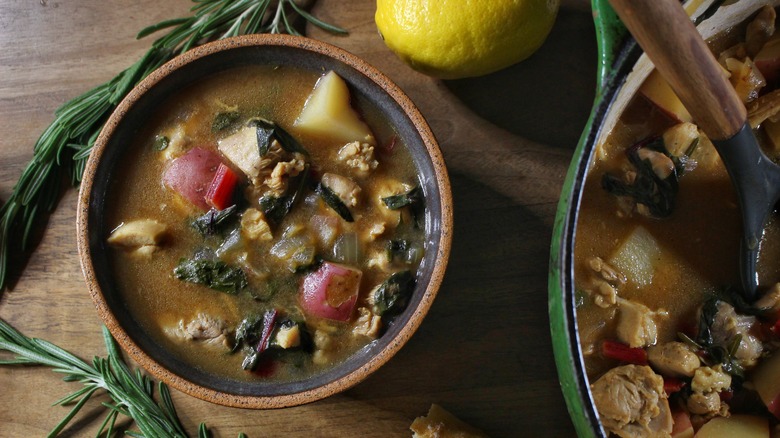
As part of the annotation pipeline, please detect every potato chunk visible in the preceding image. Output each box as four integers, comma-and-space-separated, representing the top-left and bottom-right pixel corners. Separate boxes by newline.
293, 71, 375, 145
608, 226, 661, 288
695, 415, 769, 438
616, 298, 658, 348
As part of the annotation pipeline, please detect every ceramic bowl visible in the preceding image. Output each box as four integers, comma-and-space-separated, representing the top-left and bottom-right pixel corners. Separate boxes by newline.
77, 34, 452, 409
548, 0, 770, 435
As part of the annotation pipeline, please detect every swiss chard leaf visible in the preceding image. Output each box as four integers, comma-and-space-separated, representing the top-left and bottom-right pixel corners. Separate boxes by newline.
254, 121, 275, 156
236, 310, 278, 371
191, 205, 238, 236
602, 137, 679, 218
173, 258, 247, 294
371, 270, 415, 316
381, 185, 424, 228
233, 315, 264, 353
212, 111, 241, 132
249, 118, 308, 156
382, 186, 422, 209
233, 309, 278, 371
386, 239, 421, 264
315, 182, 354, 222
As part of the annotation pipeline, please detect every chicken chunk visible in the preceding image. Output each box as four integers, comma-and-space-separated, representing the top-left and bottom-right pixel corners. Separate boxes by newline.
636, 147, 675, 180
264, 155, 306, 196
107, 219, 168, 256
647, 342, 700, 378
588, 257, 626, 286
312, 329, 336, 365
366, 249, 392, 272
165, 313, 230, 350
273, 324, 301, 349
591, 365, 673, 438
591, 279, 618, 308
584, 257, 622, 308
367, 222, 387, 241
321, 173, 361, 207
616, 298, 660, 348
686, 365, 732, 418
337, 141, 378, 177
710, 301, 763, 368
241, 208, 273, 241
691, 365, 732, 394
352, 307, 382, 339
687, 391, 723, 416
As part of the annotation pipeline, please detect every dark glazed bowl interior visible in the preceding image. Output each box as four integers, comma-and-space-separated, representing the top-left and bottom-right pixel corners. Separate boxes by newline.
77, 34, 452, 408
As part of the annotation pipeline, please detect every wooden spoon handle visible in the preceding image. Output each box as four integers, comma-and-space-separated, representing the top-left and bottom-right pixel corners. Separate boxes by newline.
608, 0, 746, 140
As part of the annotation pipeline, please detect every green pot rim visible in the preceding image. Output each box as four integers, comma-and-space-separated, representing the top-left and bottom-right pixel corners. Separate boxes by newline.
547, 0, 639, 436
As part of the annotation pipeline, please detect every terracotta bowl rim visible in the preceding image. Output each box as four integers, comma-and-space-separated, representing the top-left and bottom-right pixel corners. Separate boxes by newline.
76, 33, 453, 409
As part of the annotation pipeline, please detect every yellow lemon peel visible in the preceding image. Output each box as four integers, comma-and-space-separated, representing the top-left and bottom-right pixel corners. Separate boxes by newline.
375, 0, 560, 79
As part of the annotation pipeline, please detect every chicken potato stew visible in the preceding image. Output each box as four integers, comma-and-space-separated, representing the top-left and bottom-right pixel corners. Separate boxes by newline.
576, 6, 780, 437
106, 65, 425, 382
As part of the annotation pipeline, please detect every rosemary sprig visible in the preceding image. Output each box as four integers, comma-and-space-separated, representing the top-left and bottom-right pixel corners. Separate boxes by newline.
0, 0, 346, 291
0, 319, 212, 437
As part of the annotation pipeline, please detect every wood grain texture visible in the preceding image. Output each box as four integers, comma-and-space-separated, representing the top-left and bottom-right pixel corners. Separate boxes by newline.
0, 0, 595, 436
609, 0, 746, 140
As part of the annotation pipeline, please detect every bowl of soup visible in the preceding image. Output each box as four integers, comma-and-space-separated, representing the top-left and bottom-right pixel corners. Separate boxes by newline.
550, 0, 780, 436
76, 34, 452, 408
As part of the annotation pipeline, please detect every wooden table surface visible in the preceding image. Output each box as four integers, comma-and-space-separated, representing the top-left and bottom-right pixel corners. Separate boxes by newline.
0, 0, 597, 436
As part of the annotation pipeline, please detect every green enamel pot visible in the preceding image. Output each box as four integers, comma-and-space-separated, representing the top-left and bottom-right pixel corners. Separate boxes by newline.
548, 1, 638, 435
547, 0, 772, 435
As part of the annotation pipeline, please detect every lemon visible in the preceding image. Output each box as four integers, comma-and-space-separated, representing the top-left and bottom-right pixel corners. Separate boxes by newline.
375, 0, 559, 79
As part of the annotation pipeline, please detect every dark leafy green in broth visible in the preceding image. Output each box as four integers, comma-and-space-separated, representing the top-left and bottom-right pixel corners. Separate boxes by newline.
105, 65, 425, 383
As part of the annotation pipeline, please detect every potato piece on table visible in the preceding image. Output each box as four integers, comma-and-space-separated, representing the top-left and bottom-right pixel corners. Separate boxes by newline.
410, 404, 489, 438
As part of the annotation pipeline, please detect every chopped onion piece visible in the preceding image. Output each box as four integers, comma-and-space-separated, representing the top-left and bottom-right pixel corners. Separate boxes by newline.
309, 215, 340, 247
216, 228, 242, 257
271, 235, 315, 272
332, 233, 359, 265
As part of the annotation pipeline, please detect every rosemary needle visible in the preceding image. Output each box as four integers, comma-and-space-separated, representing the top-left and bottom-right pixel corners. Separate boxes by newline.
0, 319, 208, 437
0, 0, 346, 291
